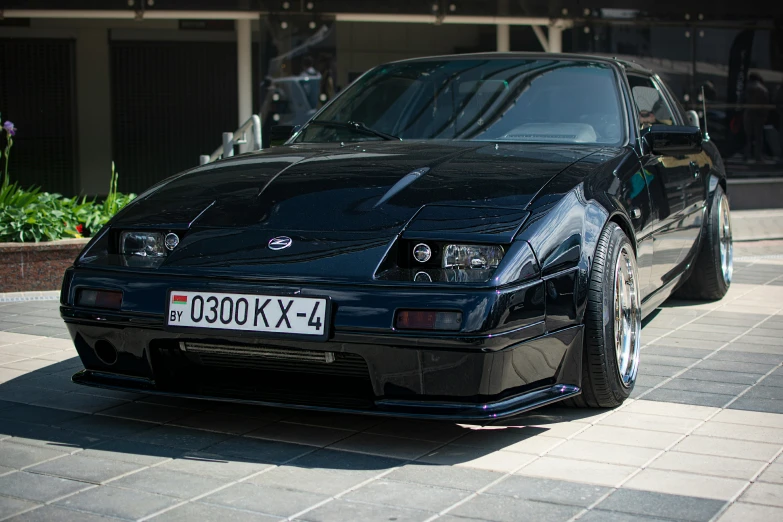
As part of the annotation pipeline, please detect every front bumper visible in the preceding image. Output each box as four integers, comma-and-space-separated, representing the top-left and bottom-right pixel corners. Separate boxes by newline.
61, 267, 584, 420
64, 319, 582, 420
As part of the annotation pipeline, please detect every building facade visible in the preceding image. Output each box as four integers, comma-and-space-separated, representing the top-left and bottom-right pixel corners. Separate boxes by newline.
1, 1, 781, 196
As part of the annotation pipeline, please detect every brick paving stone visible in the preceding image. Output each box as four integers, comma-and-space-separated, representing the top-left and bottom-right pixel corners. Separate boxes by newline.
693, 421, 783, 444
365, 419, 469, 443
709, 351, 783, 364
729, 397, 783, 414
641, 345, 713, 359
546, 439, 660, 467
27, 454, 143, 484
640, 365, 684, 377
28, 392, 128, 415
59, 415, 157, 439
56, 486, 179, 520
419, 446, 537, 473
712, 409, 783, 429
158, 452, 273, 481
573, 425, 682, 450
152, 502, 281, 522
0, 472, 91, 503
661, 378, 749, 397
515, 456, 636, 487
4, 505, 120, 521
757, 462, 783, 484
385, 462, 501, 491
97, 402, 191, 424
641, 388, 734, 408
0, 495, 39, 520
330, 432, 441, 460
579, 510, 679, 522
678, 368, 762, 385
206, 436, 314, 464
295, 499, 428, 522
342, 479, 467, 512
283, 411, 380, 431
672, 435, 780, 461
0, 404, 84, 426
250, 449, 402, 495
0, 441, 70, 470
597, 411, 702, 434
623, 468, 747, 500
640, 354, 701, 367
449, 493, 583, 522
127, 424, 231, 451
485, 476, 610, 507
80, 439, 186, 466
110, 467, 226, 499
649, 451, 764, 480
451, 427, 563, 454
717, 502, 783, 521
739, 482, 783, 507
597, 489, 727, 522
169, 410, 274, 435
201, 482, 328, 518
246, 421, 354, 447
693, 359, 774, 374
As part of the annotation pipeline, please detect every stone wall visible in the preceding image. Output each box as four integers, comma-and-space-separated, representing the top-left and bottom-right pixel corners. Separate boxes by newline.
0, 239, 89, 293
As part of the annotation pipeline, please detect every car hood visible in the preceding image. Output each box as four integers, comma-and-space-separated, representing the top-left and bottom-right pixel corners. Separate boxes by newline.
110, 141, 603, 280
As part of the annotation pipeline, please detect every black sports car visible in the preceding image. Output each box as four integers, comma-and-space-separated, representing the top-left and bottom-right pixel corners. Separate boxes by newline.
61, 53, 733, 420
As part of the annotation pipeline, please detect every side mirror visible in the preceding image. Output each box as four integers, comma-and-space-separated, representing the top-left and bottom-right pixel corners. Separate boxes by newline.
643, 124, 702, 155
685, 110, 700, 129
269, 125, 299, 146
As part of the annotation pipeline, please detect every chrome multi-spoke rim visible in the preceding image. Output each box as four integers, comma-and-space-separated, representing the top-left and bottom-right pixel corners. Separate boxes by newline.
614, 245, 641, 387
719, 194, 733, 285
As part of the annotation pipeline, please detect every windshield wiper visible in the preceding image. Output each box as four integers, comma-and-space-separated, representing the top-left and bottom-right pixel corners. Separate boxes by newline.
308, 120, 400, 141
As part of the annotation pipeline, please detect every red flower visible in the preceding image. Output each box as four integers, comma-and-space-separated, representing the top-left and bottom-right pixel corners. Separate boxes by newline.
75, 224, 84, 234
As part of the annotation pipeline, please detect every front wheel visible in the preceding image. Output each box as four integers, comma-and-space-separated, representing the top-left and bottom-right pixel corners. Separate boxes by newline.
675, 185, 733, 300
568, 222, 641, 408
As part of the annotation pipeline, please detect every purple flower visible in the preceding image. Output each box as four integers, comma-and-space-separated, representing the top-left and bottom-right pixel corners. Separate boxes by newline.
3, 121, 16, 136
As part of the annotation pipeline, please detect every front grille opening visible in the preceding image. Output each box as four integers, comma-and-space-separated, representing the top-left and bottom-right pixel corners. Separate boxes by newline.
150, 341, 375, 409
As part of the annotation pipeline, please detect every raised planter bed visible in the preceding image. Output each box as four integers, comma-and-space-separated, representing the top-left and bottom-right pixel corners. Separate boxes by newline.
0, 238, 89, 293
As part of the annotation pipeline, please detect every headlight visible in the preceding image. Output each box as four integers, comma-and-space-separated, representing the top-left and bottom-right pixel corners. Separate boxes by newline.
120, 231, 166, 257
442, 244, 504, 269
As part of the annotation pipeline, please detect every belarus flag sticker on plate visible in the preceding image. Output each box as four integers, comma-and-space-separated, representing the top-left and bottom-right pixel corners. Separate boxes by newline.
166, 290, 328, 338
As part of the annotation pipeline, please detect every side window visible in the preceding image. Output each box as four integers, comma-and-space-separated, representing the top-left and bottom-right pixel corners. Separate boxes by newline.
628, 75, 675, 129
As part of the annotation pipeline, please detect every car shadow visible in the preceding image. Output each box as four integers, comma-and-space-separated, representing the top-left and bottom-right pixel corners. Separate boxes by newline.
0, 351, 613, 476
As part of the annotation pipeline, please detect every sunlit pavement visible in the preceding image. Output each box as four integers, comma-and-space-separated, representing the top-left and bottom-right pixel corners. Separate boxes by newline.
1, 211, 782, 522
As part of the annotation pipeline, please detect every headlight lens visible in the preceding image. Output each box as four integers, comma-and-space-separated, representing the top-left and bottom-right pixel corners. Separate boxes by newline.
442, 244, 504, 269
120, 231, 166, 257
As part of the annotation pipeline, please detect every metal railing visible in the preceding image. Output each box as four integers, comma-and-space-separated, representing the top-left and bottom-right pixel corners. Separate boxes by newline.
199, 114, 262, 165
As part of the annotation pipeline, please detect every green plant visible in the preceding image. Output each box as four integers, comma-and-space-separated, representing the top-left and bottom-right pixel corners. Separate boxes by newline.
0, 113, 135, 242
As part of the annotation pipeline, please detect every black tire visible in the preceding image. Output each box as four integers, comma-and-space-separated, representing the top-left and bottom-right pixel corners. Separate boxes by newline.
567, 222, 640, 408
675, 185, 732, 300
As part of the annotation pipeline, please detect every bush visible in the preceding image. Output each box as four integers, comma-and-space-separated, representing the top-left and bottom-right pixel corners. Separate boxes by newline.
0, 115, 135, 242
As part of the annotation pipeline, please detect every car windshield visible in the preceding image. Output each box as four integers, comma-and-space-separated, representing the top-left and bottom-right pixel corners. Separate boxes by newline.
294, 58, 625, 145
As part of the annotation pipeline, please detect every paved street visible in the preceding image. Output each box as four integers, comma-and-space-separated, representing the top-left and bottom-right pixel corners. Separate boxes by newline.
1, 211, 782, 521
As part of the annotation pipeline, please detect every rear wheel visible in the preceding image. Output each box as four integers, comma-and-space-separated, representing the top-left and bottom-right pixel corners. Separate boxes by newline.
568, 222, 641, 408
675, 185, 733, 300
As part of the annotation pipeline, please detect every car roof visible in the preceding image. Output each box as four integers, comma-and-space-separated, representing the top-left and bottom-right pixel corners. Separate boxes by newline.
386, 52, 654, 75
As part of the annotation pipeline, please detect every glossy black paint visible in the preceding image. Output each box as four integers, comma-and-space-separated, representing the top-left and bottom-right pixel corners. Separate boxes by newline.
61, 53, 727, 419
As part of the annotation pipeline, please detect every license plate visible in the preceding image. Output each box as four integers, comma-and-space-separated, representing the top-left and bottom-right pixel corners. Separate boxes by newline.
166, 290, 328, 338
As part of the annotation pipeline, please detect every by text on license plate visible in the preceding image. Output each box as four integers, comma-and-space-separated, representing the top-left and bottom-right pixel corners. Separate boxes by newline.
166, 290, 328, 338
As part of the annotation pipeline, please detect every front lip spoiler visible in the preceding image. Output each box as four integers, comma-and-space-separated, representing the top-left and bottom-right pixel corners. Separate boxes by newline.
72, 369, 580, 421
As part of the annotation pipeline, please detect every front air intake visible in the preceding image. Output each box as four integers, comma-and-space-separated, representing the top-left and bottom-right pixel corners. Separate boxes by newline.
179, 342, 335, 363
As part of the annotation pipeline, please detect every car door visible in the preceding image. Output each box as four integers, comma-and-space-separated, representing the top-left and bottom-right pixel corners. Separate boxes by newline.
628, 74, 704, 290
